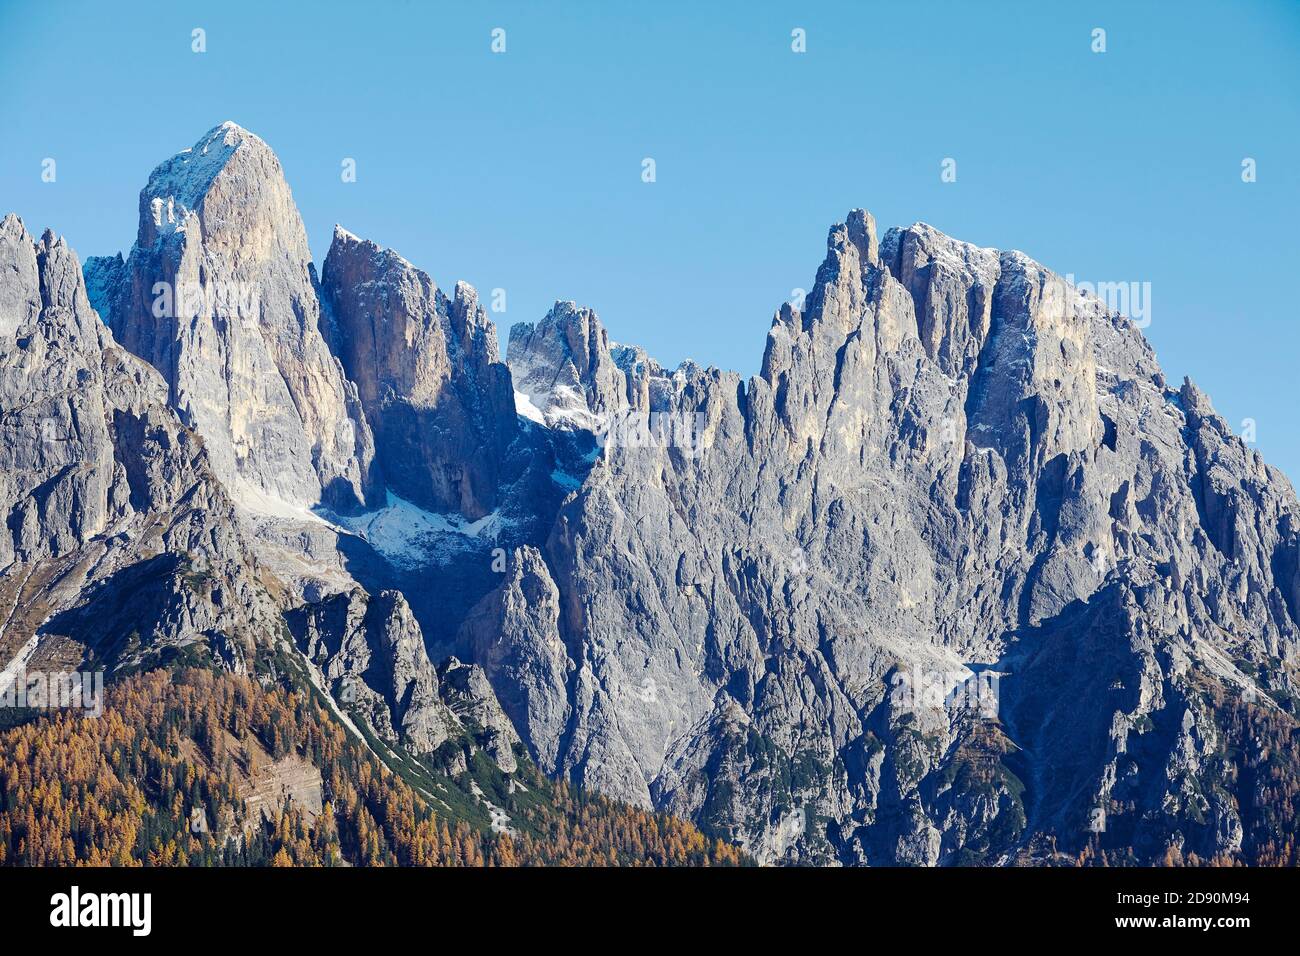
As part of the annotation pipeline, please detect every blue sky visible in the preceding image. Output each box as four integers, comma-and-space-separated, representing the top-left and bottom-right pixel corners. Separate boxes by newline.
2, 0, 1299, 478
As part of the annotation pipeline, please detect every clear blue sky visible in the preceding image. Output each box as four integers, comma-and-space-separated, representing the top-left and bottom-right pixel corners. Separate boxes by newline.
2, 0, 1298, 478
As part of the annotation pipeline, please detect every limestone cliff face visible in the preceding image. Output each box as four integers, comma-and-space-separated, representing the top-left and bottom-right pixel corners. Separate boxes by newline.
457, 546, 572, 771
287, 587, 520, 771
482, 209, 1300, 864
0, 216, 276, 676
85, 123, 377, 513
287, 588, 458, 756
0, 215, 41, 340
319, 227, 517, 518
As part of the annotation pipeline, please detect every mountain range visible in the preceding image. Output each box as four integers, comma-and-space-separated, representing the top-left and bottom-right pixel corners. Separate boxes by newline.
3, 121, 1298, 866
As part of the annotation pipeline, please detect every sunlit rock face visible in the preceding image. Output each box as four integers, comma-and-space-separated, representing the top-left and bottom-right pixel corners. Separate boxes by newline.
486, 208, 1300, 865
86, 122, 377, 514
0, 216, 276, 675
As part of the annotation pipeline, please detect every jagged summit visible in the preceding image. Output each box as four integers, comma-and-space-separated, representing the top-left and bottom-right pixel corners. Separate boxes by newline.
326, 223, 423, 280
134, 121, 291, 248
0, 214, 40, 338
507, 301, 621, 422
87, 123, 378, 513
320, 223, 517, 518
137, 122, 274, 239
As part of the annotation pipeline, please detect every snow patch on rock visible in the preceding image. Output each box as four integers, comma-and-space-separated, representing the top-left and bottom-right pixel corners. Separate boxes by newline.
320, 491, 513, 569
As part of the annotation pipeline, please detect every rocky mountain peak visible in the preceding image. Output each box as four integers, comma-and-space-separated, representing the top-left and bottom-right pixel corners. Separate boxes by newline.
35, 229, 100, 337
508, 300, 657, 430
1, 213, 275, 670
0, 214, 42, 338
320, 226, 517, 518
136, 122, 263, 243
841, 207, 879, 266
85, 123, 378, 514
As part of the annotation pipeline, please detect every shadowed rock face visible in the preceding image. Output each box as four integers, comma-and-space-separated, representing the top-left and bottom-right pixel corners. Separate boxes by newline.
85, 123, 377, 513
319, 227, 517, 518
287, 587, 454, 753
457, 545, 571, 771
